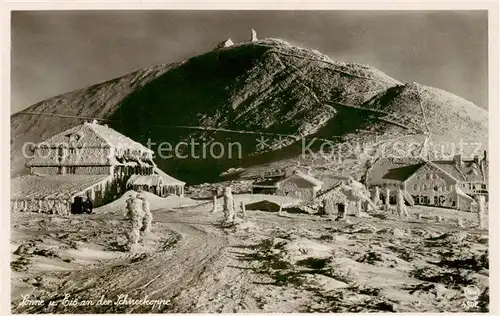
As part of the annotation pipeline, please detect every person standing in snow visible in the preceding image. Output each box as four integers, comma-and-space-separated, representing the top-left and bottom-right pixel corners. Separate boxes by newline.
125, 191, 144, 251
138, 192, 153, 236
83, 194, 93, 214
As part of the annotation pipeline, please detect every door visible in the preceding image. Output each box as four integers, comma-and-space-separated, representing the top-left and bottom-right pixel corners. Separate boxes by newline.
71, 197, 83, 214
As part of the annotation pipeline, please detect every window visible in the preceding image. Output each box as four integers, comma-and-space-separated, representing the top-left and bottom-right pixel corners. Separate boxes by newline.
67, 166, 76, 174
421, 196, 429, 204
413, 184, 419, 190
69, 148, 76, 154
57, 146, 65, 162
482, 184, 487, 189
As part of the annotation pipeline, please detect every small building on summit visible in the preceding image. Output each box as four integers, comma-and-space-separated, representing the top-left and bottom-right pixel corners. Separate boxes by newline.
214, 38, 235, 50
11, 120, 185, 214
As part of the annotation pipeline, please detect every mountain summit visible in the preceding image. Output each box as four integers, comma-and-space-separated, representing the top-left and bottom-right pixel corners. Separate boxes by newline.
11, 38, 488, 183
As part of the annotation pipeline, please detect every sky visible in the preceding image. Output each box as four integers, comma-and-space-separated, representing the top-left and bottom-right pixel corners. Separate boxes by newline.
11, 10, 488, 113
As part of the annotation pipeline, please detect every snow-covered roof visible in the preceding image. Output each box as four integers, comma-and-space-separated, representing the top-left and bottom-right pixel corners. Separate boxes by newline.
127, 168, 185, 187
27, 121, 155, 167
367, 158, 425, 186
87, 122, 153, 153
280, 170, 323, 188
153, 167, 186, 185
11, 174, 111, 200
31, 121, 153, 153
127, 175, 163, 187
368, 157, 488, 186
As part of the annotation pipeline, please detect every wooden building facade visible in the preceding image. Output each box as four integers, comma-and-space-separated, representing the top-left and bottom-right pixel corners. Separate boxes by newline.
11, 120, 185, 214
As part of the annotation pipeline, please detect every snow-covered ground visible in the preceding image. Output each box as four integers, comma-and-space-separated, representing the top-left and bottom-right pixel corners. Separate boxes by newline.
11, 193, 489, 313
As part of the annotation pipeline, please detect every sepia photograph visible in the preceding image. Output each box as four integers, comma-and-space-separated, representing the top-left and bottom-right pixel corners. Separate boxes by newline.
7, 6, 496, 313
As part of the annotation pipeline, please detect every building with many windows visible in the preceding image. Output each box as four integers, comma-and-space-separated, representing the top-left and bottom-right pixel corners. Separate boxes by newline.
11, 120, 185, 214
366, 152, 488, 210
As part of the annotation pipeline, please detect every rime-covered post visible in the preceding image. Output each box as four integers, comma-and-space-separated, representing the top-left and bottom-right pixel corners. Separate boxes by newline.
211, 196, 219, 213
476, 195, 486, 229
125, 192, 145, 251
372, 186, 381, 206
455, 184, 460, 210
233, 198, 238, 217
396, 188, 409, 218
138, 193, 152, 236
355, 200, 362, 217
241, 201, 247, 219
223, 186, 235, 224
384, 188, 391, 211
